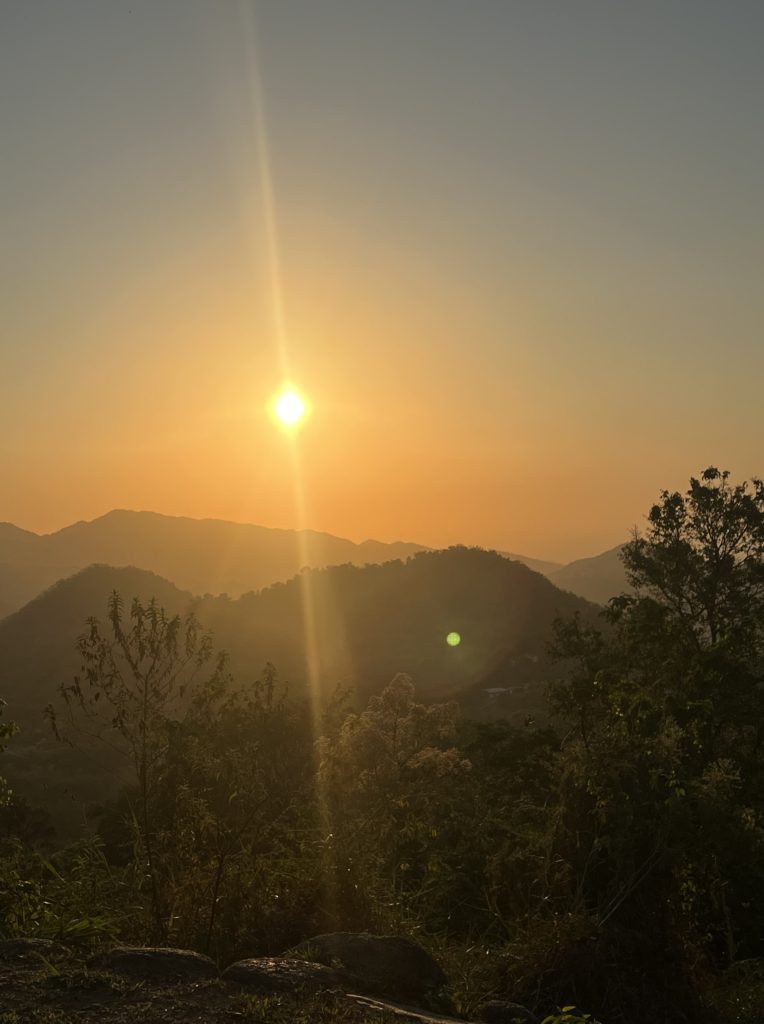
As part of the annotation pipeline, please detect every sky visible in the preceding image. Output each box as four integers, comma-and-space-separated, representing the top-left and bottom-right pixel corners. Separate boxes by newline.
2, 1, 763, 563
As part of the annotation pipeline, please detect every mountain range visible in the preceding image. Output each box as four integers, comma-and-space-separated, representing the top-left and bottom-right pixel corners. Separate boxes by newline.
0, 511, 424, 619
0, 510, 628, 621
0, 509, 631, 831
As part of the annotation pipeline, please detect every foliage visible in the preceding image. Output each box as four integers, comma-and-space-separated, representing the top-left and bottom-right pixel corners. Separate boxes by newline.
1, 468, 762, 1023
624, 467, 764, 652
546, 468, 764, 1017
0, 838, 128, 944
149, 664, 321, 958
0, 700, 18, 808
318, 673, 473, 930
44, 595, 326, 957
47, 593, 227, 937
702, 958, 764, 1024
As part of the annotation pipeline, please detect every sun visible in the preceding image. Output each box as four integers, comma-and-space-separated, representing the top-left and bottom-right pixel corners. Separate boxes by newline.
272, 387, 308, 430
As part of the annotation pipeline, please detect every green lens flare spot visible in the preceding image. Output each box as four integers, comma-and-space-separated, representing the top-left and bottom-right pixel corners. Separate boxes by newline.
446, 631, 461, 647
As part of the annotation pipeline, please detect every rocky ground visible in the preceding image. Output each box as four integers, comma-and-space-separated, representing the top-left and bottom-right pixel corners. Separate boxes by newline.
0, 938, 537, 1024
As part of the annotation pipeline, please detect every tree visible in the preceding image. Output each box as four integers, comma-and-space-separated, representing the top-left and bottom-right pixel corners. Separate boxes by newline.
151, 665, 317, 957
549, 469, 764, 1015
623, 467, 764, 653
318, 675, 472, 929
48, 592, 227, 938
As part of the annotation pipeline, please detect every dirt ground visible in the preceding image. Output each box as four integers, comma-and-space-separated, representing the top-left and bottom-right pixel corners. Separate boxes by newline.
0, 943, 408, 1024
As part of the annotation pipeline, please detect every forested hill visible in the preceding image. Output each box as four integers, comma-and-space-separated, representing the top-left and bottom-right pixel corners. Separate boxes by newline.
0, 511, 628, 624
0, 564, 192, 734
0, 548, 598, 732
202, 546, 597, 710
0, 548, 597, 826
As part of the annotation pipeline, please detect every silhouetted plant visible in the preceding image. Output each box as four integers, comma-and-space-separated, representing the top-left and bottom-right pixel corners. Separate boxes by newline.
47, 592, 226, 939
548, 468, 764, 1018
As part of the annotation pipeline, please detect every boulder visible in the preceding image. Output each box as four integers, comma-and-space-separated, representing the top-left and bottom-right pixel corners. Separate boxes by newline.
294, 932, 451, 1012
97, 946, 217, 982
223, 956, 347, 992
478, 1001, 538, 1024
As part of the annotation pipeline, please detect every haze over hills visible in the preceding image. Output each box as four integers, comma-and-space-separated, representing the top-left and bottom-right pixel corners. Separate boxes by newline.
0, 510, 621, 622
548, 545, 629, 605
0, 548, 598, 829
499, 551, 563, 577
0, 510, 426, 619
0, 507, 626, 618
0, 549, 597, 723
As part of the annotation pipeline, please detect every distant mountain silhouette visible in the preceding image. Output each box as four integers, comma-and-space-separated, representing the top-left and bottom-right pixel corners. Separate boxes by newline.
0, 549, 598, 829
548, 545, 629, 604
500, 551, 563, 576
0, 511, 578, 621
0, 511, 426, 620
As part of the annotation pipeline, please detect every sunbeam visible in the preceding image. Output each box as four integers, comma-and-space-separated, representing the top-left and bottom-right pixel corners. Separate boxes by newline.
238, 1, 290, 383
238, 0, 338, 921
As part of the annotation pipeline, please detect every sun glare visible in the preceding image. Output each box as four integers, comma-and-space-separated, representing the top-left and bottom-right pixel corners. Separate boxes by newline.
272, 387, 308, 430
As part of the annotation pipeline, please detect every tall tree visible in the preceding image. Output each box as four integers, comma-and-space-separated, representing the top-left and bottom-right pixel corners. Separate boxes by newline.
49, 592, 226, 937
550, 468, 764, 1005
623, 467, 764, 652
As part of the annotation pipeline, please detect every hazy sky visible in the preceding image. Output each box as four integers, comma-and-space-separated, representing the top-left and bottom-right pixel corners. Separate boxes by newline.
2, 1, 762, 561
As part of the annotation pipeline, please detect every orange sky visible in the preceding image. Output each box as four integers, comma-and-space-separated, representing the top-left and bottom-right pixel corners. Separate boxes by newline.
2, 3, 763, 563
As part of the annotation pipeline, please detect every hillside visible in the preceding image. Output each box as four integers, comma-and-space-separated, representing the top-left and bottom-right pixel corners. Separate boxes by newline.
548, 544, 628, 604
0, 549, 597, 723
0, 512, 631, 620
500, 551, 563, 576
0, 511, 425, 619
0, 566, 193, 827
0, 548, 598, 828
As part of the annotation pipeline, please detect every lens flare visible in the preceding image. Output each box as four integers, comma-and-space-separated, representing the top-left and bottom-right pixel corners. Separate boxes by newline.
446, 631, 461, 647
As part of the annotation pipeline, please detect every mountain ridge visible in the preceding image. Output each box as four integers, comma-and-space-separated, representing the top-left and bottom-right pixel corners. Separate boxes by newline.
0, 510, 596, 619
549, 544, 628, 604
0, 511, 426, 619
0, 509, 632, 617
0, 548, 600, 830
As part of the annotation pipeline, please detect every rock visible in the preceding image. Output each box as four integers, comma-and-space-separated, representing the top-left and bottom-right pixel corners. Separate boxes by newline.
478, 1001, 538, 1024
223, 956, 347, 992
0, 938, 60, 960
346, 992, 475, 1022
294, 932, 451, 1012
97, 946, 218, 982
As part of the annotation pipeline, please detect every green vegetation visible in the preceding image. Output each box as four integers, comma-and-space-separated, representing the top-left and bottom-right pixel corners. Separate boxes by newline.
0, 701, 17, 807
0, 469, 762, 1023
